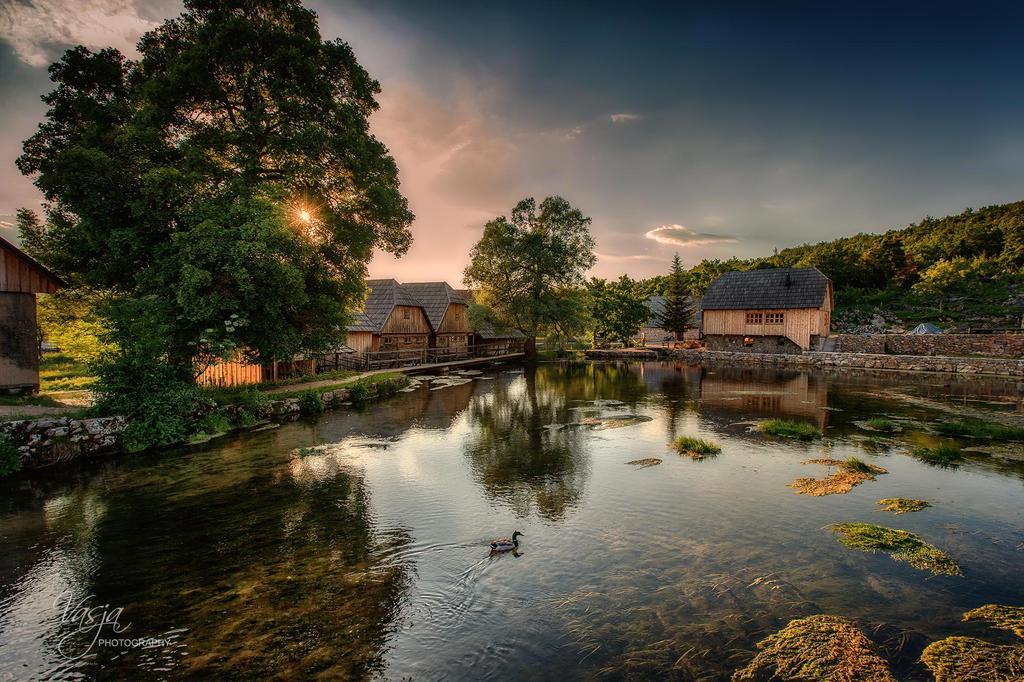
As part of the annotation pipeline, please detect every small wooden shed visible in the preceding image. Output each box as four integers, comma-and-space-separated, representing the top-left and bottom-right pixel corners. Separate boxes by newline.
701, 267, 833, 352
401, 282, 472, 349
0, 236, 65, 391
346, 279, 432, 353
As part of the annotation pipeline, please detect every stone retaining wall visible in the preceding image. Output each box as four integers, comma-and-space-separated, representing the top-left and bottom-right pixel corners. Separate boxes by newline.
835, 333, 1024, 358
585, 348, 1024, 377
1, 383, 394, 472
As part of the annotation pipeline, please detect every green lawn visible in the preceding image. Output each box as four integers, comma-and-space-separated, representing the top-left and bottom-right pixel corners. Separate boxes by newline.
40, 354, 96, 392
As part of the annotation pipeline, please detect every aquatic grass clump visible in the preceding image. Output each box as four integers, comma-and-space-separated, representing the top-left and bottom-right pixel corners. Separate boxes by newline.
865, 417, 898, 433
920, 636, 1024, 681
877, 498, 930, 515
759, 419, 822, 440
626, 458, 662, 469
913, 444, 963, 466
732, 614, 895, 681
935, 420, 1024, 442
830, 523, 961, 576
963, 604, 1024, 639
672, 435, 721, 460
789, 458, 887, 496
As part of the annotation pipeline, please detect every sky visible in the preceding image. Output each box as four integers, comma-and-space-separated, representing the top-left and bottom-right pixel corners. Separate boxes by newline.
2, 1, 1024, 282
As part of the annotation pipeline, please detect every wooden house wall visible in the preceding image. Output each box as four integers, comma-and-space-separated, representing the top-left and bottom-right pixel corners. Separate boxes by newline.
0, 293, 40, 389
346, 331, 375, 354
437, 303, 471, 334
0, 244, 61, 294
381, 306, 431, 335
702, 307, 820, 349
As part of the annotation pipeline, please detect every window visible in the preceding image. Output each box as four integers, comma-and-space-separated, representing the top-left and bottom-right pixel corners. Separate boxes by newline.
746, 312, 763, 324
766, 312, 785, 325
403, 309, 410, 320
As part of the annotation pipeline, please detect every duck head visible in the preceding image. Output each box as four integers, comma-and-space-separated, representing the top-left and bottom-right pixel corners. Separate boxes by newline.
512, 531, 523, 543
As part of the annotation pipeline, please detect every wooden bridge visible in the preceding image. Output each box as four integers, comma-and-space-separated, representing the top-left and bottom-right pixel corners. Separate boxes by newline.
317, 340, 525, 372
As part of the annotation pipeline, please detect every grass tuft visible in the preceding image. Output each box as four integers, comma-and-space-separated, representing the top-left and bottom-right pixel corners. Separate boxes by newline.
877, 498, 930, 515
830, 522, 961, 576
759, 419, 822, 440
672, 435, 721, 460
936, 420, 1024, 442
866, 417, 898, 433
913, 444, 963, 466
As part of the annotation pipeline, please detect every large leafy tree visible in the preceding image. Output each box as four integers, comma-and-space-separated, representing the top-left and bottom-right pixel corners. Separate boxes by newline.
17, 0, 413, 368
584, 276, 648, 347
464, 196, 595, 345
655, 254, 694, 339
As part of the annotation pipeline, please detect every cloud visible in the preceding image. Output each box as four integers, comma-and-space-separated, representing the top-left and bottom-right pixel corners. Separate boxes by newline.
595, 251, 660, 262
0, 0, 157, 67
610, 113, 640, 123
643, 224, 737, 247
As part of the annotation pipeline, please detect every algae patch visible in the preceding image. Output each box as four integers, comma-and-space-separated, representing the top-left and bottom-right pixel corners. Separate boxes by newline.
672, 435, 721, 460
877, 498, 930, 515
732, 614, 895, 681
759, 419, 823, 440
626, 458, 662, 469
963, 604, 1024, 639
921, 636, 1024, 681
578, 414, 653, 430
829, 523, 961, 576
913, 444, 964, 466
789, 458, 887, 496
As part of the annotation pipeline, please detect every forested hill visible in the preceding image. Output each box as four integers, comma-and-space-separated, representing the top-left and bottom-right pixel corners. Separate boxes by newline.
638, 200, 1024, 332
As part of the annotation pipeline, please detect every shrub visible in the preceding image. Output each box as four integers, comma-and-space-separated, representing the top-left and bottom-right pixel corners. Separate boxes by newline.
298, 390, 325, 415
913, 444, 963, 466
234, 389, 270, 426
866, 418, 898, 433
0, 436, 21, 477
759, 419, 823, 440
347, 382, 370, 404
197, 411, 232, 436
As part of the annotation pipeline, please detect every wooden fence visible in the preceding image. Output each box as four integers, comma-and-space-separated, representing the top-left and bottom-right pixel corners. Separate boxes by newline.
318, 340, 524, 372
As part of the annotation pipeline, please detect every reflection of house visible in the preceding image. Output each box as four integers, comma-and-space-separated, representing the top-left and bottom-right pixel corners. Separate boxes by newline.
639, 296, 702, 342
347, 279, 433, 353
701, 267, 833, 353
401, 282, 472, 349
0, 236, 65, 391
698, 368, 829, 429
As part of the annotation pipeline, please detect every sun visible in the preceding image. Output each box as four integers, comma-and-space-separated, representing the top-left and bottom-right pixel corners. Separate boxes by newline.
298, 208, 312, 223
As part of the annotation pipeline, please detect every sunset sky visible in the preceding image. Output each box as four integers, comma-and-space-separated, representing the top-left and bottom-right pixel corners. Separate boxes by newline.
2, 1, 1023, 282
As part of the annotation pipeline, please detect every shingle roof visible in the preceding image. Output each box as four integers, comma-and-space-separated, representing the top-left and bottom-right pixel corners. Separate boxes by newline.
701, 267, 830, 310
644, 295, 702, 327
347, 279, 427, 333
400, 282, 467, 329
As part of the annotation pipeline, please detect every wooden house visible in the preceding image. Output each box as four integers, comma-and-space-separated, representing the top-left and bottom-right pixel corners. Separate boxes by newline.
0, 236, 65, 391
346, 279, 432, 353
701, 267, 833, 353
400, 282, 472, 348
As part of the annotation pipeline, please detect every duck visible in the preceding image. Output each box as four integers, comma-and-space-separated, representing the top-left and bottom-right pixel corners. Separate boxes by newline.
490, 531, 523, 552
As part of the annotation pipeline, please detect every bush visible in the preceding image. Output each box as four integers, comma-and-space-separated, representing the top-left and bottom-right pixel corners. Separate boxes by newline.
347, 382, 370, 404
0, 436, 21, 477
759, 419, 823, 440
234, 389, 270, 426
298, 390, 325, 415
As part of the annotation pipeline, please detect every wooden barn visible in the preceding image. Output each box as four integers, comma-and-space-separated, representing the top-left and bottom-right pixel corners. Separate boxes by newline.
400, 282, 472, 348
346, 279, 432, 353
0, 236, 65, 391
701, 267, 833, 353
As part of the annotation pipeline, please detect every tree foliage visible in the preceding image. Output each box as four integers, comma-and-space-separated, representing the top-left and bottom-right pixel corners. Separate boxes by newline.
17, 0, 413, 367
464, 196, 596, 339
584, 276, 648, 346
655, 254, 694, 338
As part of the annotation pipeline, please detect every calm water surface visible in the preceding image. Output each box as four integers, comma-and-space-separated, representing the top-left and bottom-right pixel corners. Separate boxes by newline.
1, 362, 1023, 680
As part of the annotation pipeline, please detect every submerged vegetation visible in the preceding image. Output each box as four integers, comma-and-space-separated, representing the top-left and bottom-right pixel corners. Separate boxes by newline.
913, 444, 964, 466
921, 637, 1024, 681
672, 435, 722, 460
963, 604, 1024, 639
759, 419, 822, 440
732, 614, 895, 681
789, 458, 887, 496
877, 498, 931, 515
865, 417, 898, 433
830, 523, 961, 576
626, 458, 662, 469
936, 420, 1024, 442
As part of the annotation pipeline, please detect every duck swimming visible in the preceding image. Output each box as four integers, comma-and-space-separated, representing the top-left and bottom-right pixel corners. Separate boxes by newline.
490, 531, 523, 552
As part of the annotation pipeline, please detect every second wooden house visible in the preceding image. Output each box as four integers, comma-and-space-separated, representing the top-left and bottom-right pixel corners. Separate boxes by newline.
346, 279, 433, 353
400, 282, 472, 349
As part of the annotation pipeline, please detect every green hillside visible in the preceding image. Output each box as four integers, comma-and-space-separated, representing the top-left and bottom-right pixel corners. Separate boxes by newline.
640, 201, 1024, 332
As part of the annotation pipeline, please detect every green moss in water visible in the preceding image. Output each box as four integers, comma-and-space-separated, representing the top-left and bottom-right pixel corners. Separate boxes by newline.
877, 498, 930, 515
935, 420, 1024, 441
672, 435, 721, 460
921, 636, 1024, 682
866, 417, 898, 433
963, 604, 1024, 639
732, 614, 895, 681
913, 444, 963, 466
759, 419, 822, 440
829, 523, 961, 576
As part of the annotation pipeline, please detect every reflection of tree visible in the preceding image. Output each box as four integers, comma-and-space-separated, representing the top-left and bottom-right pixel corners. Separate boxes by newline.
15, 439, 414, 679
463, 363, 648, 520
